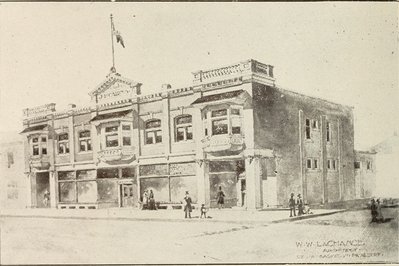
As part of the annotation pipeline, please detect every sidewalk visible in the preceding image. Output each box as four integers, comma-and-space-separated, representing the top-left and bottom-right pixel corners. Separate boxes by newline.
0, 207, 345, 225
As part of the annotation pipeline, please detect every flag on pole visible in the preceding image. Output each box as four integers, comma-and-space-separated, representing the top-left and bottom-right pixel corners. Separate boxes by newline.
111, 20, 125, 48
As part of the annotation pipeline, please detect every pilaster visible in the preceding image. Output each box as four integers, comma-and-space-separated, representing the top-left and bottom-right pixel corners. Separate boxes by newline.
68, 111, 75, 164
25, 173, 32, 208
162, 94, 171, 156
49, 171, 57, 208
321, 115, 328, 204
245, 156, 262, 210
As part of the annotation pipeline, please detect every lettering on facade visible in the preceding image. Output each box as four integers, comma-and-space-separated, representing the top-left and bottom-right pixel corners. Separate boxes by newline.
97, 82, 132, 102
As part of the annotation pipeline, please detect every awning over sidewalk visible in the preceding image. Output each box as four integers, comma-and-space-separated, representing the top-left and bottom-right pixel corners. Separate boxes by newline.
191, 90, 244, 105
90, 110, 131, 122
20, 124, 48, 134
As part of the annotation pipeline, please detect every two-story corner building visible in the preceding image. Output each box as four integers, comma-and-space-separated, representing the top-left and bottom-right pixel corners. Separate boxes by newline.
20, 59, 358, 210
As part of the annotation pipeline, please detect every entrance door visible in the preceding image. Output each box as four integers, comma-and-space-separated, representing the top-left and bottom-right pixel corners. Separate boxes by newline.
36, 172, 50, 208
121, 184, 134, 207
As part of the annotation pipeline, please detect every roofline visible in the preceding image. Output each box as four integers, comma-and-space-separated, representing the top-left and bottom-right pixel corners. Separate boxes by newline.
275, 85, 354, 110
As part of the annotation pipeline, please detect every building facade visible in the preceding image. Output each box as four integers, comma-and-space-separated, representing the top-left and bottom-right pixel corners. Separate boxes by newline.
0, 133, 28, 209
354, 151, 376, 199
21, 59, 360, 210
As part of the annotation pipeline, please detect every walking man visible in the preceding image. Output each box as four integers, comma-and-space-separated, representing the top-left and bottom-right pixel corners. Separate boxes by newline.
184, 191, 192, 219
289, 193, 296, 217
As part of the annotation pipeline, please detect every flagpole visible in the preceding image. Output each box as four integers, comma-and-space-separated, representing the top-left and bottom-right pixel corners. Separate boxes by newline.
110, 14, 115, 71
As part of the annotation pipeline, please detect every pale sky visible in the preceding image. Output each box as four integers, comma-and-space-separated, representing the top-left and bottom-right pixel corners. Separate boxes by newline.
0, 3, 397, 150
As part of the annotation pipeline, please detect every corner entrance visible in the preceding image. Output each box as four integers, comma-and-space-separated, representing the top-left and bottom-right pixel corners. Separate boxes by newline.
208, 160, 245, 208
35, 172, 50, 208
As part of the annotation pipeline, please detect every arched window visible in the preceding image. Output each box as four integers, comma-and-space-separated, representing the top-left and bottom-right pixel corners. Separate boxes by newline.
175, 115, 193, 142
145, 119, 162, 144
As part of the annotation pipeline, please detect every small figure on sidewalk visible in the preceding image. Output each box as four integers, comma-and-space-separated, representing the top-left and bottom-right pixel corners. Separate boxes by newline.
376, 198, 384, 223
289, 193, 296, 217
297, 194, 304, 216
142, 189, 149, 210
43, 189, 50, 207
184, 191, 192, 219
303, 204, 313, 215
370, 198, 378, 223
216, 186, 225, 210
149, 189, 157, 210
200, 204, 208, 218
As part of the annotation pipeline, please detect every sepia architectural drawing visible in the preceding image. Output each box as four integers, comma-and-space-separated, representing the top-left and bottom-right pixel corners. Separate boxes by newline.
0, 4, 397, 265
19, 59, 376, 211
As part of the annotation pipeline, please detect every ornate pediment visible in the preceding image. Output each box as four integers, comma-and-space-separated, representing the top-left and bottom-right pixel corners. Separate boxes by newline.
89, 72, 142, 104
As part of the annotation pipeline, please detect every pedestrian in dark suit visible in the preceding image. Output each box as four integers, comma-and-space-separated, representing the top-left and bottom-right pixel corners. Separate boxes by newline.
289, 193, 296, 217
216, 186, 225, 209
370, 198, 378, 223
297, 194, 304, 216
376, 198, 384, 223
184, 191, 192, 219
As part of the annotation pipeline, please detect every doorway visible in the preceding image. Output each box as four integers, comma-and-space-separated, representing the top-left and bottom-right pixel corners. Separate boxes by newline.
36, 172, 50, 208
120, 184, 134, 207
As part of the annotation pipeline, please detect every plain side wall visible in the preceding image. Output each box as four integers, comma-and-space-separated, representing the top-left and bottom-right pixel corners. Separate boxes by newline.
252, 83, 355, 206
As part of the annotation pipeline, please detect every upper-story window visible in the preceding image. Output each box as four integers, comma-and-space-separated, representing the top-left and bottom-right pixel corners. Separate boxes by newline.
312, 119, 319, 130
230, 108, 241, 134
175, 115, 193, 142
105, 126, 119, 148
58, 133, 69, 154
305, 118, 311, 139
204, 107, 242, 136
327, 159, 337, 170
79, 130, 92, 152
354, 161, 361, 169
326, 122, 332, 142
31, 136, 47, 156
211, 109, 228, 135
367, 160, 372, 171
145, 119, 162, 144
122, 124, 132, 146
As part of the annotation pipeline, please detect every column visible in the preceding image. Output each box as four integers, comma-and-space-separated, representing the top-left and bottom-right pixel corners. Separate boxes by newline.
298, 110, 306, 202
68, 111, 75, 164
192, 106, 208, 206
245, 157, 262, 210
162, 94, 171, 155
26, 173, 32, 208
49, 171, 57, 208
90, 111, 99, 163
320, 115, 328, 204
31, 172, 37, 207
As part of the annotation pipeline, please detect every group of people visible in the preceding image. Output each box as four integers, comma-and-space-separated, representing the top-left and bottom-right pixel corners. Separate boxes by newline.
183, 190, 209, 219
142, 189, 157, 210
370, 198, 384, 223
288, 192, 312, 217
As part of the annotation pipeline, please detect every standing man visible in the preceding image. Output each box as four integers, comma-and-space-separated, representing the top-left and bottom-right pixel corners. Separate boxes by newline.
370, 198, 378, 223
297, 194, 304, 216
184, 191, 192, 219
289, 193, 296, 217
43, 189, 50, 207
216, 186, 225, 210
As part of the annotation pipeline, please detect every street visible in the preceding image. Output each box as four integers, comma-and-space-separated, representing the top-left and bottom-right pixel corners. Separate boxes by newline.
0, 208, 397, 264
